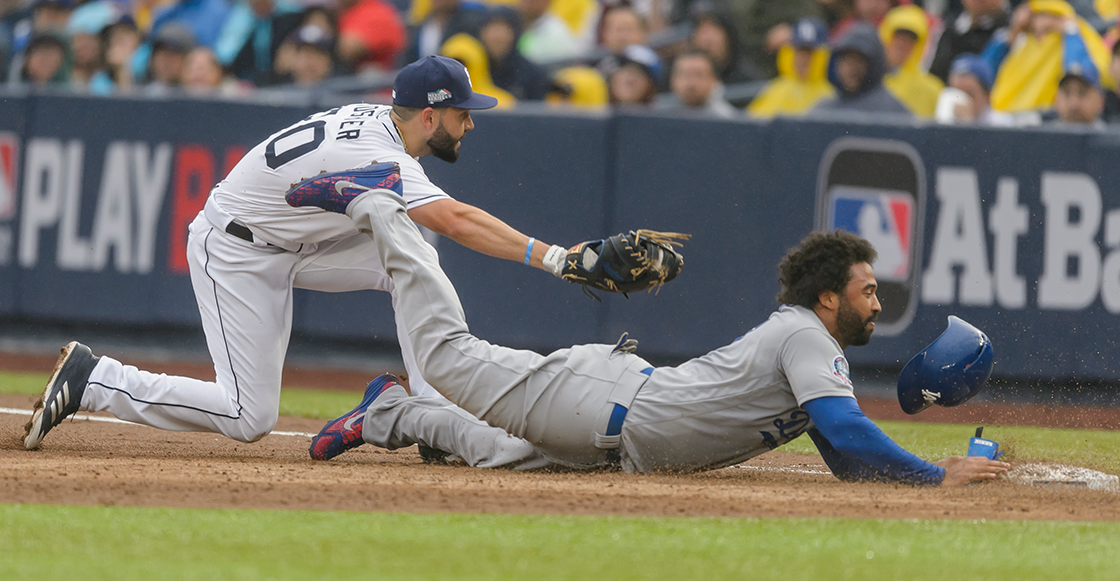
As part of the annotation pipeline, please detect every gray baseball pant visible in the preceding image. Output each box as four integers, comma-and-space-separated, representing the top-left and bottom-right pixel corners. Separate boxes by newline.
348, 189, 651, 468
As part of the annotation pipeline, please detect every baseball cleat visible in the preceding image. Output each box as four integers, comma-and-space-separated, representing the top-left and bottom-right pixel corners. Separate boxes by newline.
24, 341, 100, 450
285, 161, 403, 214
308, 373, 400, 460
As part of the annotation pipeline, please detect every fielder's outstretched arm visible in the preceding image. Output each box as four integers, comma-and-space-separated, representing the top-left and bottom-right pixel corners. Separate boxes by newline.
407, 199, 565, 274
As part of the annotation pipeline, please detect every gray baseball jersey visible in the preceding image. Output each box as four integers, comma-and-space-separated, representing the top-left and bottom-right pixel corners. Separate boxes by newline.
622, 305, 856, 473
349, 187, 859, 473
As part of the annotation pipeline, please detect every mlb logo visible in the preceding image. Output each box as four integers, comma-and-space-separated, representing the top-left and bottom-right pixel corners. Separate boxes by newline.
815, 137, 925, 335
0, 133, 16, 220
827, 187, 914, 283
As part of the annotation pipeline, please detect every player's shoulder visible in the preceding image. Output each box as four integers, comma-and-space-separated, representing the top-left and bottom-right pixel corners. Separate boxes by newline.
769, 306, 841, 351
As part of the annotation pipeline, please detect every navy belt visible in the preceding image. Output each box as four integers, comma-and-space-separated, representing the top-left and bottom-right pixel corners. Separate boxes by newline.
604, 366, 652, 437
226, 221, 256, 243
605, 404, 627, 437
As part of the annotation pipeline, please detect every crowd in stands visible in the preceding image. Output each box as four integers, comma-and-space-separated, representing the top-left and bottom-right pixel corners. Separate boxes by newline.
3, 0, 1120, 126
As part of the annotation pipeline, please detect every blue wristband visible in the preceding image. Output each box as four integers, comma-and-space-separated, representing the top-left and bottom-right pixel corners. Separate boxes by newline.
524, 238, 535, 265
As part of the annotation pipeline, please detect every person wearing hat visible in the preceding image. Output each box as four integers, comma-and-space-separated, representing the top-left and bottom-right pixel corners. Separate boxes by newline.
603, 43, 661, 106
479, 5, 551, 100
285, 22, 337, 87
934, 53, 1019, 125
983, 0, 1112, 112
880, 4, 944, 117
748, 17, 835, 118
1050, 52, 1107, 126
439, 31, 516, 108
23, 56, 602, 471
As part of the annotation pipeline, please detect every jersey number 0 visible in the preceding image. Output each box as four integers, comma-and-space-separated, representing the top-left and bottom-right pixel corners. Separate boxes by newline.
265, 120, 326, 170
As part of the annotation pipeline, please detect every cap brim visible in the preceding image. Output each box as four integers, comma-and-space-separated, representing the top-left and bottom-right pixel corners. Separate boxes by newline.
454, 93, 499, 110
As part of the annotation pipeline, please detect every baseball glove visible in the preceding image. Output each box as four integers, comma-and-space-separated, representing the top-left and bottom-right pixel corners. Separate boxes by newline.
561, 230, 690, 299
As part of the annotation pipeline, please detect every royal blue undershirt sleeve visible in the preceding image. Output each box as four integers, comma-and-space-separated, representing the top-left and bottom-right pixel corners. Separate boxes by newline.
802, 396, 945, 486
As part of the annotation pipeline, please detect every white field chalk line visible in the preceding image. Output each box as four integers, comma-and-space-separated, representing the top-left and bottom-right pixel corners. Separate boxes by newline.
0, 407, 316, 438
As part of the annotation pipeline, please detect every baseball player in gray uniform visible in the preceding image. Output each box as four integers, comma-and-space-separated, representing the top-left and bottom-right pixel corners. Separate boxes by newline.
298, 179, 1008, 486
23, 56, 585, 468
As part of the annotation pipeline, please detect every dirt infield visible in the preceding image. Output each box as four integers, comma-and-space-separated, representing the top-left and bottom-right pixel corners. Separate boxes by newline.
3, 353, 1120, 521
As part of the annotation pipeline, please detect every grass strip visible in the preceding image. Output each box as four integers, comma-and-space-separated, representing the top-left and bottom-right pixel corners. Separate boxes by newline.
2, 504, 1119, 581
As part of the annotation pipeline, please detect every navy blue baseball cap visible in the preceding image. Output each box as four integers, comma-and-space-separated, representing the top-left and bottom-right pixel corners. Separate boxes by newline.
790, 18, 829, 49
392, 55, 498, 110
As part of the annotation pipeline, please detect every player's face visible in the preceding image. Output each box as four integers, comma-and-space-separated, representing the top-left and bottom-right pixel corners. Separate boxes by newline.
836, 262, 881, 347
428, 108, 474, 163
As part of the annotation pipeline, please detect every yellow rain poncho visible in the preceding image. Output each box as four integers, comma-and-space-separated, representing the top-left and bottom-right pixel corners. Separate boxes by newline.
880, 5, 944, 118
989, 0, 1112, 112
546, 66, 608, 109
439, 33, 517, 109
747, 45, 834, 118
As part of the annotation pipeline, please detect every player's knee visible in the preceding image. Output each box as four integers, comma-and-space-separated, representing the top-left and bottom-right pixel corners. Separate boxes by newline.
235, 411, 278, 443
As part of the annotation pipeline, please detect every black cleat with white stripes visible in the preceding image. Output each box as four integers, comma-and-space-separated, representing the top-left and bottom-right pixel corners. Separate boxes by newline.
24, 341, 100, 450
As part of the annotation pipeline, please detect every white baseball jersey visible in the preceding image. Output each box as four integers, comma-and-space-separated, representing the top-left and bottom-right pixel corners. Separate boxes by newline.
621, 305, 856, 473
212, 104, 451, 246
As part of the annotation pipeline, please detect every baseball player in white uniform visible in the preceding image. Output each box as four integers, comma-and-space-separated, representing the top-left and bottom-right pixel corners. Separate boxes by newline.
24, 56, 576, 466
298, 180, 1008, 486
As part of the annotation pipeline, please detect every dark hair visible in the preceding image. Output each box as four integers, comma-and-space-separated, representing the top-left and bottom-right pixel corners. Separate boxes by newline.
674, 48, 717, 76
777, 230, 877, 308
391, 104, 421, 120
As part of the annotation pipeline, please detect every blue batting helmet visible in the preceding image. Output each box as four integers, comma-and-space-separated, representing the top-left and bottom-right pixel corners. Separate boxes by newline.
897, 316, 993, 415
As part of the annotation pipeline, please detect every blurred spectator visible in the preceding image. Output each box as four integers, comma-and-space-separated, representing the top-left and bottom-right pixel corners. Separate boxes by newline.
929, 0, 1009, 83
518, 0, 588, 64
812, 21, 910, 115
183, 45, 249, 94
144, 23, 195, 94
283, 23, 336, 86
440, 31, 515, 107
66, 1, 123, 88
690, 8, 755, 83
404, 0, 484, 63
818, 0, 854, 30
89, 16, 142, 93
19, 32, 67, 86
729, 0, 827, 80
1050, 60, 1106, 125
831, 0, 898, 42
479, 6, 551, 100
550, 0, 599, 48
338, 0, 405, 72
599, 4, 646, 55
658, 48, 737, 117
1, 0, 31, 80
985, 0, 1111, 113
934, 53, 1020, 124
7, 0, 73, 84
748, 17, 834, 117
273, 7, 336, 80
603, 43, 661, 106
149, 0, 232, 49
1103, 38, 1120, 122
545, 64, 608, 108
595, 5, 661, 84
880, 5, 943, 117
214, 0, 302, 84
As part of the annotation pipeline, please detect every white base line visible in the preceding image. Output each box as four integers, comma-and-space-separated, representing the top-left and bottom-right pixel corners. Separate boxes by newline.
0, 407, 315, 438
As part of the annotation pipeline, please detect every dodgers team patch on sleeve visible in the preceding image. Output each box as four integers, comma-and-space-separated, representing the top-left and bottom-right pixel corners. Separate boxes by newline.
832, 356, 852, 386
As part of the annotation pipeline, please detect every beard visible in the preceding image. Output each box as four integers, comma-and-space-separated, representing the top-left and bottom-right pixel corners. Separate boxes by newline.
836, 296, 877, 347
427, 122, 460, 163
